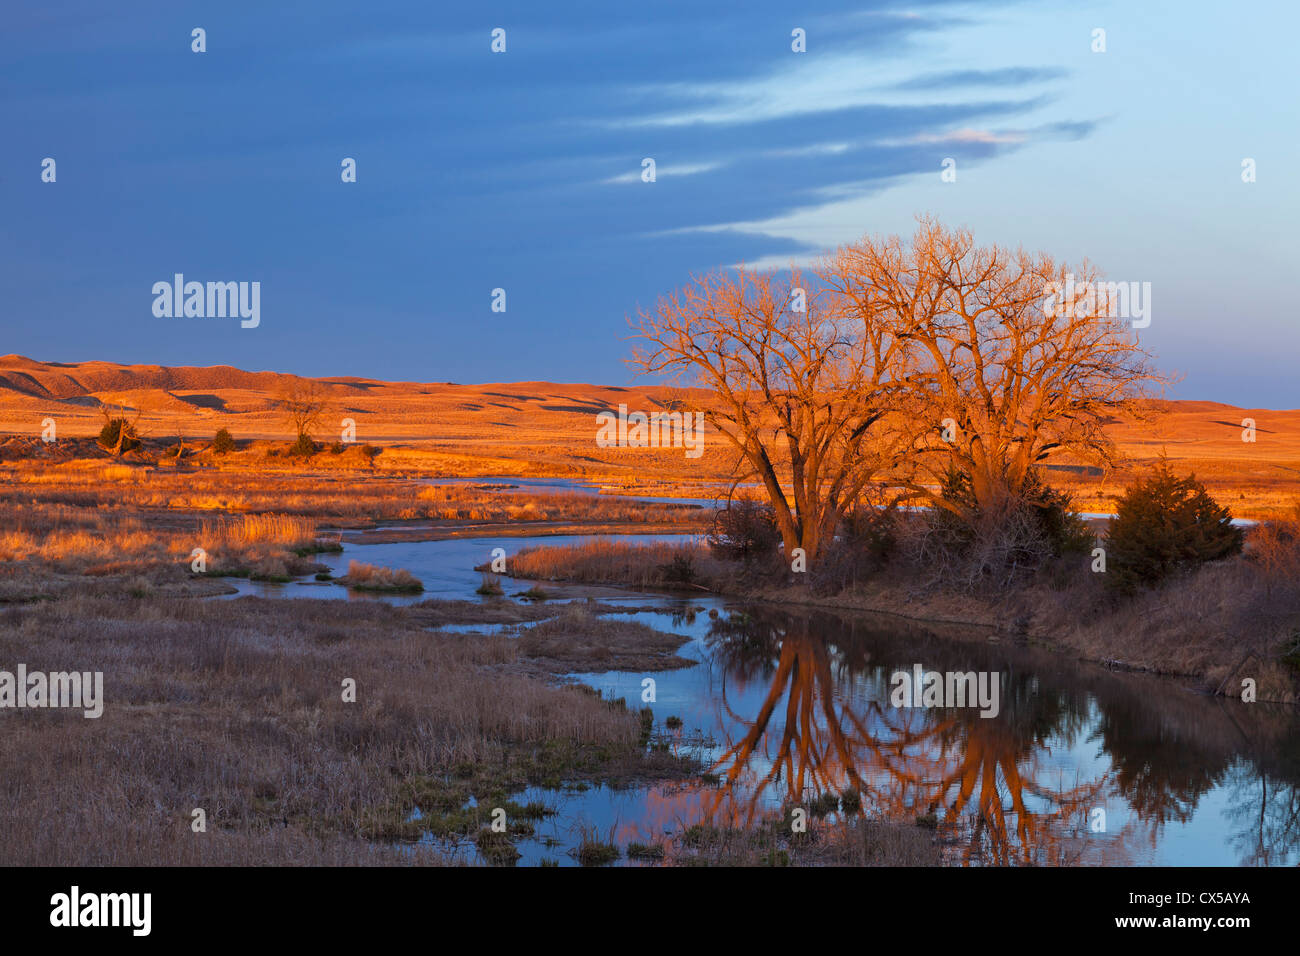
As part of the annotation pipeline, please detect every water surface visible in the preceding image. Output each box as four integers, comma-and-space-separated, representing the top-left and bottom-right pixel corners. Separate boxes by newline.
224, 531, 1297, 866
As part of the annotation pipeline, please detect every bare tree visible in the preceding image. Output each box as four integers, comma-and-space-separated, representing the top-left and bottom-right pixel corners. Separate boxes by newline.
827, 218, 1164, 525
631, 266, 914, 567
277, 378, 326, 443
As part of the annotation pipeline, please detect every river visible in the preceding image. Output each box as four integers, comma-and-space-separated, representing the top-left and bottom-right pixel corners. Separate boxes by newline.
220, 526, 1297, 866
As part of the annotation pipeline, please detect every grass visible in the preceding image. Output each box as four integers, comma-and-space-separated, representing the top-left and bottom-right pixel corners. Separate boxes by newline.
626, 842, 666, 861
0, 593, 694, 865
4, 358, 1297, 520
0, 455, 710, 528
513, 604, 696, 672
507, 538, 726, 590
336, 560, 424, 593
475, 828, 522, 865
575, 827, 620, 866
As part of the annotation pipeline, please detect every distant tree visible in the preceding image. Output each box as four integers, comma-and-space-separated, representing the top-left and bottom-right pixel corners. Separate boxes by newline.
659, 386, 692, 412
277, 379, 326, 445
212, 427, 235, 455
97, 404, 143, 457
1105, 460, 1243, 592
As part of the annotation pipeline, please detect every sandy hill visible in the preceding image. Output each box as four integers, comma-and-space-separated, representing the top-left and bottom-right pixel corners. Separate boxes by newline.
0, 355, 1297, 509
0, 355, 720, 480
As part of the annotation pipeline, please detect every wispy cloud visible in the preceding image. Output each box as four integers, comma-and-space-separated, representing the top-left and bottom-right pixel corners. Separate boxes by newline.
600, 161, 725, 184
905, 127, 1029, 145
891, 67, 1067, 91
764, 142, 853, 158
606, 54, 915, 128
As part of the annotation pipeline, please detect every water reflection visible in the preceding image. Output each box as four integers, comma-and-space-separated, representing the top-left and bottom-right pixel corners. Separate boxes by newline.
683, 607, 1300, 866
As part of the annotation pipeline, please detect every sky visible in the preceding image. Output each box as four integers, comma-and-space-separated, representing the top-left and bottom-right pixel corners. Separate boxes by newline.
2, 1, 1296, 406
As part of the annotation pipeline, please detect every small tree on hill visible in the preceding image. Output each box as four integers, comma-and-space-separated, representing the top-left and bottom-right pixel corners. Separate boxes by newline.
97, 404, 143, 457
212, 427, 235, 455
1104, 460, 1243, 592
278, 379, 326, 452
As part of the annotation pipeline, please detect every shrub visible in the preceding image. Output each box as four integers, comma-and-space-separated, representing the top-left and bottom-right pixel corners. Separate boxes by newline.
707, 498, 780, 563
1104, 461, 1244, 593
904, 466, 1092, 590
1021, 470, 1095, 557
212, 428, 235, 455
1246, 504, 1300, 596
97, 418, 141, 455
657, 553, 697, 586
936, 466, 1090, 556
812, 504, 897, 594
289, 433, 317, 458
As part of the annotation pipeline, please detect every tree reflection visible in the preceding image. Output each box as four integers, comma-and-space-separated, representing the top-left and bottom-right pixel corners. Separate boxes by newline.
698, 610, 1109, 864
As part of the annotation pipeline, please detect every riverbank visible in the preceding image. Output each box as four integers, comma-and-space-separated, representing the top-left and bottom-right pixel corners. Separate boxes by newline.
0, 588, 942, 866
502, 539, 1300, 704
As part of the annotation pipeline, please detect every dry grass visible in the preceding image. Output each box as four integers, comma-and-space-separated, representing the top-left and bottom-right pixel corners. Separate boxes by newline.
0, 457, 707, 586
513, 603, 696, 672
0, 501, 324, 578
337, 560, 423, 592
1021, 541, 1300, 701
508, 538, 725, 590
0, 595, 663, 865
0, 458, 708, 527
200, 513, 318, 550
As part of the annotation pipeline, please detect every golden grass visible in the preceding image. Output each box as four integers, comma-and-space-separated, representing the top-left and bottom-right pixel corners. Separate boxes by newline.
200, 513, 317, 550
0, 595, 665, 865
338, 560, 423, 592
508, 538, 718, 589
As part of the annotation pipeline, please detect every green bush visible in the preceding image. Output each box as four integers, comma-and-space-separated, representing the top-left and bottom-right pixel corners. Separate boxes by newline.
1104, 461, 1243, 592
1021, 470, 1095, 557
212, 428, 235, 455
97, 418, 141, 455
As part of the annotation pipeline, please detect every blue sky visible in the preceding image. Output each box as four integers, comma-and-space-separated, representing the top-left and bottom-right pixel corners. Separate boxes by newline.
2, 1, 1296, 405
